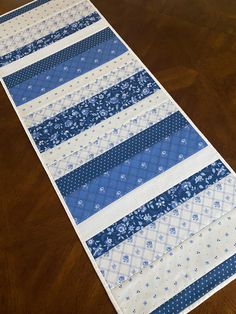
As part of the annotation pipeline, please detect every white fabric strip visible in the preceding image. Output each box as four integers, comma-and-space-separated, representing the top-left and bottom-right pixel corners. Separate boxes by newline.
17, 51, 134, 117
0, 0, 83, 38
0, 18, 109, 77
23, 59, 143, 128
42, 89, 169, 165
78, 145, 219, 240
96, 174, 236, 288
49, 99, 177, 179
112, 208, 236, 314
1, 1, 95, 55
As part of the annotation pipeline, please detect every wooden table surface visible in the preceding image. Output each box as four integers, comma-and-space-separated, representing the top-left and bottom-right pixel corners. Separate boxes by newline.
0, 0, 236, 313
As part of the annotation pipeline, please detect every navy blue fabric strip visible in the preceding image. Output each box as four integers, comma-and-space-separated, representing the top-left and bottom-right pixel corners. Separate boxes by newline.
4, 27, 115, 88
0, 12, 101, 67
30, 69, 159, 153
86, 159, 230, 258
0, 0, 50, 23
56, 111, 188, 197
152, 254, 236, 314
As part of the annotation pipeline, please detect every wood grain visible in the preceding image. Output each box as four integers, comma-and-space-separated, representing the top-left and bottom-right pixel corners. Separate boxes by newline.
0, 1, 236, 313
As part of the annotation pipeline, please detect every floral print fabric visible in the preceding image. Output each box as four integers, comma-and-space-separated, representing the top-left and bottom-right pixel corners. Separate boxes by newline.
30, 70, 159, 152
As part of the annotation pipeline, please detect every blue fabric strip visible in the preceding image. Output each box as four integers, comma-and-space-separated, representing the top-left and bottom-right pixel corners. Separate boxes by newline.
152, 254, 236, 314
87, 159, 230, 259
65, 124, 206, 224
4, 27, 116, 88
0, 0, 50, 23
56, 111, 188, 196
0, 12, 101, 67
30, 69, 159, 152
8, 36, 127, 106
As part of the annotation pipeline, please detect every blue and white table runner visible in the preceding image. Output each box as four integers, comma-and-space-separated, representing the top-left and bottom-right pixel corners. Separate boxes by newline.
1, 1, 236, 313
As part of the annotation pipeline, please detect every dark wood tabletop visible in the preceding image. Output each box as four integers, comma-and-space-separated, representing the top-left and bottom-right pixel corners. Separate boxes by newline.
0, 1, 236, 313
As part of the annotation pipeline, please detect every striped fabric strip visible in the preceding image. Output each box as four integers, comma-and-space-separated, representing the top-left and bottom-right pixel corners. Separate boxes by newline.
86, 159, 230, 259
151, 253, 236, 314
56, 111, 187, 196
29, 69, 159, 152
3, 27, 116, 88
0, 0, 50, 23
65, 124, 206, 224
0, 12, 101, 67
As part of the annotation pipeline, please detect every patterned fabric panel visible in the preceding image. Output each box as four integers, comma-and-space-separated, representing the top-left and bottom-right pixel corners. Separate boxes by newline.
0, 12, 101, 67
18, 52, 135, 117
1, 1, 97, 57
65, 124, 206, 224
0, 0, 50, 23
113, 209, 236, 313
55, 111, 188, 196
42, 89, 169, 166
5, 29, 127, 105
49, 100, 177, 180
23, 59, 142, 128
96, 174, 236, 288
86, 160, 230, 259
152, 254, 236, 314
4, 27, 116, 88
29, 70, 159, 152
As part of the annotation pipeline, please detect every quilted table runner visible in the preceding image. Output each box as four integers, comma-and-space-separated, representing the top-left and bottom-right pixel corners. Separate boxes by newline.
1, 1, 236, 313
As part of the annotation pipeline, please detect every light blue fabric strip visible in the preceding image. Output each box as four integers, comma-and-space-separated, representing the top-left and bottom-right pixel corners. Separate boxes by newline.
65, 123, 206, 224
